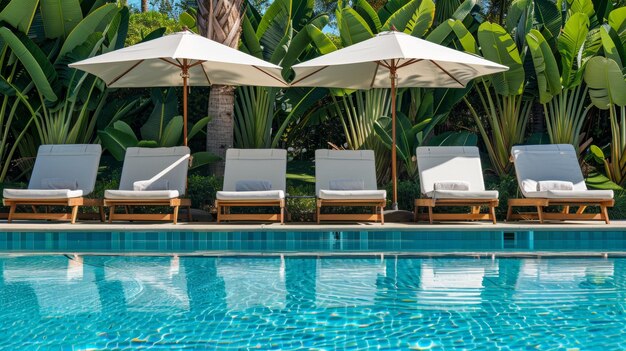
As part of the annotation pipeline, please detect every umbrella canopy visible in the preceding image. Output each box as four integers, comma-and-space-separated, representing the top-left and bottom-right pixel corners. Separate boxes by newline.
291, 30, 508, 209
70, 30, 288, 145
291, 30, 508, 89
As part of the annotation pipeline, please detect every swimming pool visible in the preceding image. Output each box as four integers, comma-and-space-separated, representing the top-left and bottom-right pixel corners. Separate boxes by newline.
2, 229, 626, 253
1, 255, 624, 349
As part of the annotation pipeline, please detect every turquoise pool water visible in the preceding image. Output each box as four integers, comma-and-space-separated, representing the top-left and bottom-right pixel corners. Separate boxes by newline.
2, 230, 626, 252
1, 255, 624, 349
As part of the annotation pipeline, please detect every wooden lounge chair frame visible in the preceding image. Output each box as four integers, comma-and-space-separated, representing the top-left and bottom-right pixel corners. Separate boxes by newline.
3, 198, 105, 224
104, 147, 192, 224
2, 144, 103, 224
105, 198, 192, 224
314, 150, 386, 224
216, 199, 285, 224
215, 149, 287, 224
414, 198, 498, 224
316, 199, 385, 224
415, 146, 499, 224
506, 198, 613, 224
508, 144, 614, 224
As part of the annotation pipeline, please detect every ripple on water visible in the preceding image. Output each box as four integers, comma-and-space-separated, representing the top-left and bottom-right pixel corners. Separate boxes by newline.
1, 256, 626, 350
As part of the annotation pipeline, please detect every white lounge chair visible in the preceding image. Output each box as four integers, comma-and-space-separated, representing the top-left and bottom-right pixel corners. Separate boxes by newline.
414, 146, 498, 224
2, 144, 103, 224
315, 149, 386, 224
215, 149, 287, 223
508, 144, 614, 223
104, 146, 191, 223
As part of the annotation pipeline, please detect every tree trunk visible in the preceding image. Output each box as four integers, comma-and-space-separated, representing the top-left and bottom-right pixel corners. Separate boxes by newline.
141, 0, 148, 12
197, 0, 244, 176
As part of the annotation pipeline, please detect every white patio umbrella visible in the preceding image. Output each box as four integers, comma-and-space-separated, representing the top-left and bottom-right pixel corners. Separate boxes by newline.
292, 30, 508, 210
70, 29, 288, 146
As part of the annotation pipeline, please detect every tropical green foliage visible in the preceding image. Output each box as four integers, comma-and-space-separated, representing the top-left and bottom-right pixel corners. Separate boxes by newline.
98, 88, 214, 169
3, 0, 626, 211
126, 11, 181, 45
0, 0, 133, 182
235, 0, 331, 149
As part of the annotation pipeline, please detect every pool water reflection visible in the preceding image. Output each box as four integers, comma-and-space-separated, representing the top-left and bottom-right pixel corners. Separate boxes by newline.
0, 256, 624, 350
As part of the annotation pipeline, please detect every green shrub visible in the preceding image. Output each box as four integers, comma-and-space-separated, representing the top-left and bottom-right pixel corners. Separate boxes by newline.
384, 180, 422, 211
485, 174, 520, 219
286, 181, 316, 222
188, 174, 222, 211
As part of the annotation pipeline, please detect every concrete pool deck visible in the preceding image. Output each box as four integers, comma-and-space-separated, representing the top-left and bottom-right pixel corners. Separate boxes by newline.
2, 220, 626, 232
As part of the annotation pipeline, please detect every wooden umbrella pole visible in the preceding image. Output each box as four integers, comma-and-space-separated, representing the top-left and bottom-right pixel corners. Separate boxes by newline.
182, 59, 189, 147
390, 65, 398, 210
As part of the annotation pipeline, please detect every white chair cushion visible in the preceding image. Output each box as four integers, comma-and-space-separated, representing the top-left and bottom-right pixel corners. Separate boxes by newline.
315, 150, 380, 197
105, 189, 180, 200
222, 149, 287, 192
524, 190, 614, 199
117, 147, 190, 196
427, 190, 499, 200
3, 189, 83, 199
417, 146, 488, 195
511, 144, 588, 197
216, 190, 285, 201
28, 144, 101, 196
318, 189, 387, 200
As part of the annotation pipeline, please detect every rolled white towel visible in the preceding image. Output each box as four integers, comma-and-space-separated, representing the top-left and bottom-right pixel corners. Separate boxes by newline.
521, 179, 538, 193
133, 179, 169, 191
433, 181, 470, 191
537, 180, 574, 192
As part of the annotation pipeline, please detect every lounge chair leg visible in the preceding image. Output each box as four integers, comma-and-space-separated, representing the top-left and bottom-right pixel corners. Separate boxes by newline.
490, 205, 497, 224
173, 206, 179, 224
7, 204, 16, 223
316, 200, 321, 224
380, 206, 384, 225
99, 206, 106, 222
506, 205, 512, 222
31, 205, 38, 213
280, 206, 285, 224
70, 205, 79, 224
576, 206, 587, 214
602, 205, 610, 224
428, 206, 433, 224
537, 206, 544, 224
187, 206, 192, 222
562, 206, 570, 214
108, 206, 115, 223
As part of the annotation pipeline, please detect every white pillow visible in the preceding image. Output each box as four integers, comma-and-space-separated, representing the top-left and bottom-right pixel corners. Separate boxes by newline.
235, 180, 272, 191
537, 180, 574, 192
521, 179, 538, 193
329, 179, 365, 190
133, 179, 169, 191
41, 178, 78, 190
433, 181, 470, 191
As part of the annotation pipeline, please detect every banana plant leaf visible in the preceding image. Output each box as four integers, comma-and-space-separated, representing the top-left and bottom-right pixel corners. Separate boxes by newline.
190, 151, 221, 170
140, 88, 178, 143
374, 112, 431, 162
425, 131, 477, 146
